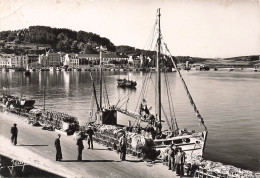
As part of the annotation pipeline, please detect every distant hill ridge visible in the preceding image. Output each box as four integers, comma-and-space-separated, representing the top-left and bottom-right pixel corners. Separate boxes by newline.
0, 26, 259, 65
0, 26, 116, 54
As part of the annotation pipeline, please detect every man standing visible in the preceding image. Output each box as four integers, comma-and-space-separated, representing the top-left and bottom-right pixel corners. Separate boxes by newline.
168, 144, 176, 171
55, 134, 62, 161
175, 147, 186, 176
119, 132, 127, 161
77, 134, 84, 162
86, 126, 94, 150
10, 123, 18, 145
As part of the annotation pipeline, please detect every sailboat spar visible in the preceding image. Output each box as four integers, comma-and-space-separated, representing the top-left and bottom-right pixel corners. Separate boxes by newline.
87, 9, 208, 164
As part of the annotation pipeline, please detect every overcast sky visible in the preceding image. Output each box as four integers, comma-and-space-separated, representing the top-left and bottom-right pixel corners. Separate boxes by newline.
0, 0, 260, 58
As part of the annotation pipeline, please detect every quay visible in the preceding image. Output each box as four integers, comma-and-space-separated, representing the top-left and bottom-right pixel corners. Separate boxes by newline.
0, 110, 182, 178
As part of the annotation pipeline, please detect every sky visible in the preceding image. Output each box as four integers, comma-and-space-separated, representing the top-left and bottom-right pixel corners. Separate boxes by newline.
0, 0, 260, 58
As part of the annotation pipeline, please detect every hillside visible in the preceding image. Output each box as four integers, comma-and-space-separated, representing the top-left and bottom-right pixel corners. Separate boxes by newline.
0, 26, 116, 54
0, 26, 259, 67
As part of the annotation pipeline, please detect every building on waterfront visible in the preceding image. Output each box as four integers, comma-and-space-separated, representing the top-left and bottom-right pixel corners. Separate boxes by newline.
0, 53, 30, 69
64, 53, 129, 68
0, 54, 13, 68
127, 54, 142, 67
47, 52, 62, 67
38, 54, 48, 68
28, 54, 38, 63
14, 55, 29, 68
67, 53, 79, 68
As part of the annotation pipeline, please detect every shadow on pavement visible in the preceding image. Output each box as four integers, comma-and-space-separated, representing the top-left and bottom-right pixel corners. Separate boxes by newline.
92, 148, 108, 150
17, 144, 49, 146
125, 160, 143, 163
61, 160, 121, 162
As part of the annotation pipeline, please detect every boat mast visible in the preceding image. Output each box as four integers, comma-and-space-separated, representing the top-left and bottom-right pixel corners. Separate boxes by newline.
157, 9, 162, 134
99, 50, 103, 111
43, 86, 45, 111
20, 71, 23, 100
90, 72, 100, 111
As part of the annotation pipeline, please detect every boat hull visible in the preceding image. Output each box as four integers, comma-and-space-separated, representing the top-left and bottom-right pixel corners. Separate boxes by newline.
154, 131, 207, 162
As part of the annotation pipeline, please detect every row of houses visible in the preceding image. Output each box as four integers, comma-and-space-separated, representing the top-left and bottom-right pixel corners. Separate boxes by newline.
0, 54, 29, 68
0, 52, 144, 69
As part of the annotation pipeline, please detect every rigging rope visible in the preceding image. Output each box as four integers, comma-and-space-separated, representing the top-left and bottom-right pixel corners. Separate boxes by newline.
149, 73, 172, 130
102, 71, 110, 107
164, 70, 179, 131
163, 40, 207, 131
134, 71, 150, 112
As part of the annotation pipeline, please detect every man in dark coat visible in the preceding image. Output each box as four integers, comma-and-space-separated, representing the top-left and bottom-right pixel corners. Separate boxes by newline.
10, 123, 18, 145
77, 134, 84, 161
86, 126, 94, 149
119, 132, 127, 161
175, 147, 186, 176
168, 144, 176, 171
55, 134, 62, 161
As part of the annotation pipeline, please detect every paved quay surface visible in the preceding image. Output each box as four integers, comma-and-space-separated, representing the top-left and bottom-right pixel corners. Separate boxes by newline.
0, 110, 183, 178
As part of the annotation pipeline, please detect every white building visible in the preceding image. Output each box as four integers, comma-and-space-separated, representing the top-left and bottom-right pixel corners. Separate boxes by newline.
0, 54, 13, 68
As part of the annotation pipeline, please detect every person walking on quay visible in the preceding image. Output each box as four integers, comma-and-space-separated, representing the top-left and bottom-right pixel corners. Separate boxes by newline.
77, 134, 84, 162
119, 132, 127, 161
168, 143, 176, 171
175, 147, 186, 176
10, 123, 18, 145
55, 134, 62, 161
86, 126, 94, 150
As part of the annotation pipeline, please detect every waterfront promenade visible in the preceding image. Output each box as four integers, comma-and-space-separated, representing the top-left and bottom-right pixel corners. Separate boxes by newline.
0, 111, 181, 178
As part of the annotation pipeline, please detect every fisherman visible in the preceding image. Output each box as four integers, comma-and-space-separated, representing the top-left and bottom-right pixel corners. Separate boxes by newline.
54, 134, 62, 161
175, 147, 186, 176
167, 143, 176, 171
119, 132, 127, 161
86, 126, 94, 149
77, 134, 84, 162
10, 123, 18, 145
147, 113, 155, 126
139, 99, 150, 119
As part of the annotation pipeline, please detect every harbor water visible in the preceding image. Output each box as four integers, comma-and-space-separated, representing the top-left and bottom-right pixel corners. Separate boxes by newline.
1, 69, 260, 171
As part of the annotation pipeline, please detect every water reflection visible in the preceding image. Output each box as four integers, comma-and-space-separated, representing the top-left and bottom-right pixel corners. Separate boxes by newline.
63, 71, 70, 96
0, 70, 260, 171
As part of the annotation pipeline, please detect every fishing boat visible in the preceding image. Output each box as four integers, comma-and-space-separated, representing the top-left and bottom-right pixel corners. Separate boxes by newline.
117, 71, 137, 88
24, 65, 31, 76
117, 78, 137, 88
199, 65, 210, 71
2, 72, 35, 115
88, 9, 208, 164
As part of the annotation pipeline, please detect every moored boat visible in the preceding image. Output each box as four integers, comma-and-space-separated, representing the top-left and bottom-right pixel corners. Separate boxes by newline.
117, 78, 137, 88
86, 9, 208, 165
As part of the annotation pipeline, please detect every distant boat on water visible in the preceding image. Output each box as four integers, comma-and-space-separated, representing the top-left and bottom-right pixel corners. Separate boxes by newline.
229, 67, 234, 72
117, 78, 137, 88
24, 65, 31, 76
117, 68, 137, 88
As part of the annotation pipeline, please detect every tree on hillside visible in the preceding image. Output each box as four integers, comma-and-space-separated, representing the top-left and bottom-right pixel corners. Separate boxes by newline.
84, 45, 97, 54
71, 40, 79, 53
7, 33, 16, 42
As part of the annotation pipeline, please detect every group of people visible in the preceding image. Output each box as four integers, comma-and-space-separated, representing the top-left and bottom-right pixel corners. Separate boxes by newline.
10, 122, 125, 163
10, 122, 186, 177
54, 125, 94, 162
167, 144, 186, 176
